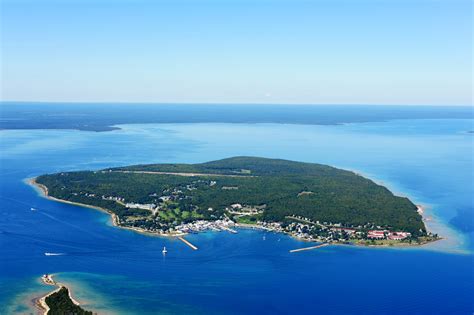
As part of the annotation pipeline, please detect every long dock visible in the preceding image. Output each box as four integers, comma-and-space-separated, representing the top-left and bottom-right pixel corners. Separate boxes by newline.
178, 236, 198, 250
289, 243, 329, 253
221, 226, 238, 234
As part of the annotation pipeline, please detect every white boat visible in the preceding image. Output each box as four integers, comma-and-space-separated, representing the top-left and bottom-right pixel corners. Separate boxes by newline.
44, 252, 63, 256
162, 246, 167, 254
31, 207, 36, 211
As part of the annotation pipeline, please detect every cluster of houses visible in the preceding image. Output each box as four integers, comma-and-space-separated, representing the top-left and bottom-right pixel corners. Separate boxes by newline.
283, 222, 315, 240
282, 215, 413, 242
331, 227, 356, 235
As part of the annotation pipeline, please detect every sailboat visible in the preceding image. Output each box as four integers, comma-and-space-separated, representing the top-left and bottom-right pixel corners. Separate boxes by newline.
162, 246, 167, 254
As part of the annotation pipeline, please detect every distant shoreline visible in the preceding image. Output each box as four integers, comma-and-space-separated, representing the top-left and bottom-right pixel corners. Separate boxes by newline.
3, 102, 473, 133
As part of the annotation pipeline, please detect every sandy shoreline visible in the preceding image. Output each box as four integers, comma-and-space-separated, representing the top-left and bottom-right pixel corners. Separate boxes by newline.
34, 274, 81, 315
343, 168, 458, 250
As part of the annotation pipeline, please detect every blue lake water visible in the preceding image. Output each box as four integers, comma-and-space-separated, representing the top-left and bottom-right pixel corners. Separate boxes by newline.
0, 118, 473, 314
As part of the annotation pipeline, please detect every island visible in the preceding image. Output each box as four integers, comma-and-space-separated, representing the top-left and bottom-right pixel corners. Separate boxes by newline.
31, 157, 439, 247
36, 274, 92, 315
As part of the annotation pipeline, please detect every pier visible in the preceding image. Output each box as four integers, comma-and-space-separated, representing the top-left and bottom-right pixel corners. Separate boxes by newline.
221, 226, 238, 234
289, 243, 329, 253
178, 236, 198, 250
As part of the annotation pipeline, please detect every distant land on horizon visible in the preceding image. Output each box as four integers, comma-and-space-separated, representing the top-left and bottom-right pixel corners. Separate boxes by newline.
1, 102, 473, 132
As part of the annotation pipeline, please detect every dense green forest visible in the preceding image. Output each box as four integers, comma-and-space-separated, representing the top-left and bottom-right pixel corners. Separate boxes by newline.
36, 157, 425, 235
45, 287, 92, 315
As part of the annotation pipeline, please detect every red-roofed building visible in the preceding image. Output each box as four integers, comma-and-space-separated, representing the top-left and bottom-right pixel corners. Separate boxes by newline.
388, 232, 411, 240
367, 230, 388, 239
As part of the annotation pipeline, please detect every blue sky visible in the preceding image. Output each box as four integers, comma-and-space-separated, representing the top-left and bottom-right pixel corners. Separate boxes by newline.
1, 0, 472, 105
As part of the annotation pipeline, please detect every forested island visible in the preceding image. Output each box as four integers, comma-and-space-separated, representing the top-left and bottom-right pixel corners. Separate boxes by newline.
33, 157, 438, 246
45, 287, 92, 315
36, 274, 92, 315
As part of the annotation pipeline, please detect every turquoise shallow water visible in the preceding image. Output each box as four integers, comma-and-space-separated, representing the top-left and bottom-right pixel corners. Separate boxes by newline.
0, 119, 473, 314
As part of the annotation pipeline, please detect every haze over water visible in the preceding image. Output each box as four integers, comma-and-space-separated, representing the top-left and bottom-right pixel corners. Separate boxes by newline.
0, 110, 473, 314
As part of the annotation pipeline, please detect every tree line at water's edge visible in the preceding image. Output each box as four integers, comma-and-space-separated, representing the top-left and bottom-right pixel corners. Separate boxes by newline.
45, 287, 92, 315
36, 157, 426, 235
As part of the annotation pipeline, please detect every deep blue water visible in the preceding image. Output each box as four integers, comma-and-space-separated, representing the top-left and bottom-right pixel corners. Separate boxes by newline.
0, 116, 473, 314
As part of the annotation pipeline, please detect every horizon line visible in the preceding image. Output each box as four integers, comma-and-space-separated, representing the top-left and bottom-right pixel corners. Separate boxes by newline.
1, 100, 473, 107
